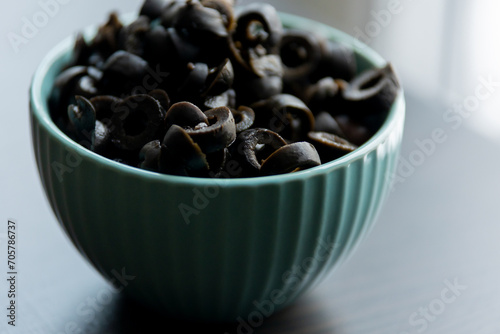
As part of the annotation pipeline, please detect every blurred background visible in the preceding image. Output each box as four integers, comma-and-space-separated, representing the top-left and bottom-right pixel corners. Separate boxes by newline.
2, 0, 500, 333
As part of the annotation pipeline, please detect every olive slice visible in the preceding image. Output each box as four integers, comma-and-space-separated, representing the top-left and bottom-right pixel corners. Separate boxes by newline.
54, 66, 88, 91
307, 131, 357, 163
233, 3, 283, 52
229, 3, 283, 76
232, 106, 255, 133
204, 59, 234, 96
140, 0, 172, 20
89, 95, 122, 121
71, 33, 92, 66
310, 40, 357, 82
139, 140, 162, 171
174, 0, 228, 42
314, 112, 346, 138
52, 66, 88, 111
342, 63, 400, 117
185, 106, 236, 154
102, 50, 149, 77
280, 29, 322, 80
166, 27, 202, 64
201, 0, 235, 30
118, 15, 150, 57
92, 12, 123, 59
160, 124, 208, 174
232, 128, 287, 177
177, 62, 210, 97
205, 147, 229, 176
236, 75, 282, 104
161, 1, 187, 28
67, 95, 96, 143
165, 102, 209, 131
148, 89, 171, 115
251, 94, 314, 142
260, 142, 321, 176
101, 50, 151, 94
304, 77, 340, 114
144, 25, 172, 65
334, 114, 372, 146
110, 95, 164, 151
248, 52, 283, 78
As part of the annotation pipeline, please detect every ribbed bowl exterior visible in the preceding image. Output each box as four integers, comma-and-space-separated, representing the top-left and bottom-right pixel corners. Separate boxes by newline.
30, 13, 405, 322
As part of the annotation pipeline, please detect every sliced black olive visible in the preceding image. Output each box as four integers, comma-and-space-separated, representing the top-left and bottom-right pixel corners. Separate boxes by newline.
67, 95, 96, 145
92, 12, 123, 59
201, 0, 235, 30
231, 128, 287, 177
251, 94, 314, 142
342, 63, 400, 117
160, 124, 209, 174
260, 142, 321, 176
204, 59, 234, 96
280, 29, 322, 81
185, 106, 236, 154
229, 3, 282, 76
166, 27, 204, 64
205, 147, 229, 177
232, 106, 255, 133
110, 95, 164, 151
55, 66, 101, 101
314, 112, 346, 138
140, 0, 173, 20
148, 89, 171, 115
144, 25, 172, 65
310, 40, 357, 82
233, 3, 282, 53
161, 1, 188, 27
53, 66, 90, 111
165, 102, 209, 131
71, 33, 92, 66
307, 131, 357, 163
102, 50, 149, 76
54, 66, 88, 90
177, 62, 210, 97
174, 0, 228, 42
118, 15, 151, 57
236, 75, 282, 104
101, 50, 151, 94
139, 140, 162, 171
248, 52, 283, 78
303, 77, 339, 114
89, 95, 122, 121
334, 114, 372, 146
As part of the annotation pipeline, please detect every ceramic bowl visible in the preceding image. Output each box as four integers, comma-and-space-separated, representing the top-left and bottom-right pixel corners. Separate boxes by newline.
30, 12, 405, 323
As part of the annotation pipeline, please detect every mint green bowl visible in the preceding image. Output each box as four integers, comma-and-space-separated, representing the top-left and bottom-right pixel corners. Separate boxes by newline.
30, 12, 405, 322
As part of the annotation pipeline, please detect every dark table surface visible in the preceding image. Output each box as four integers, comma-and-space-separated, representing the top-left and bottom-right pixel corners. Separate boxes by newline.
3, 1, 500, 333
3, 92, 500, 334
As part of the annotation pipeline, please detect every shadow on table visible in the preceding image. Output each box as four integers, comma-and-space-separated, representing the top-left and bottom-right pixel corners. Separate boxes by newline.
84, 292, 338, 334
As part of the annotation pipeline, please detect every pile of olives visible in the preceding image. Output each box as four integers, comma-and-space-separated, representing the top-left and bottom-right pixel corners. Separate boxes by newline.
49, 0, 400, 178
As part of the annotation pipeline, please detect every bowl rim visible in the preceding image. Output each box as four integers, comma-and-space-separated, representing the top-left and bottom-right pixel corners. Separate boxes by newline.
30, 11, 406, 187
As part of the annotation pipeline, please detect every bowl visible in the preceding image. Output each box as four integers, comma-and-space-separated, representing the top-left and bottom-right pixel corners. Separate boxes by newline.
30, 11, 405, 323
